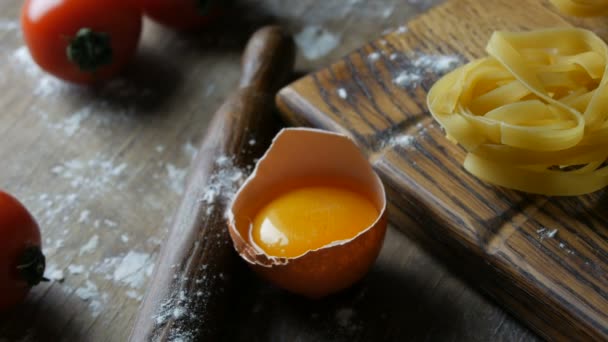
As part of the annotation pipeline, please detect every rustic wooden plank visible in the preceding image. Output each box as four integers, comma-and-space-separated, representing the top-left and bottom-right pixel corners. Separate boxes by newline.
277, 0, 608, 340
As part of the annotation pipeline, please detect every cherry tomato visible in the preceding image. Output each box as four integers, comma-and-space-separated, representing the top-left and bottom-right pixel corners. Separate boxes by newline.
0, 191, 45, 312
21, 0, 142, 84
139, 0, 223, 30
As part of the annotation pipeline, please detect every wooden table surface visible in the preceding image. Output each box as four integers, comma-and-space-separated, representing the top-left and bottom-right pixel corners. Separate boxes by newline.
0, 0, 537, 341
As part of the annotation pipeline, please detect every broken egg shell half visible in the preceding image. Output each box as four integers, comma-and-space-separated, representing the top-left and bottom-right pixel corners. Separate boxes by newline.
227, 127, 387, 298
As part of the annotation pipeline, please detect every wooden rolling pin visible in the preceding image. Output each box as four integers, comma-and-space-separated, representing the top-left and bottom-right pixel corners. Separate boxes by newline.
130, 26, 295, 341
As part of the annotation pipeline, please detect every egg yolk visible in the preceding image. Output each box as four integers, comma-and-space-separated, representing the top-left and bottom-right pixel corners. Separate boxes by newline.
251, 185, 378, 258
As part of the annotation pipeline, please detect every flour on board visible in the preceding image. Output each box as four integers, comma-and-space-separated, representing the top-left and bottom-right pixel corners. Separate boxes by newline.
337, 88, 348, 99
392, 53, 463, 89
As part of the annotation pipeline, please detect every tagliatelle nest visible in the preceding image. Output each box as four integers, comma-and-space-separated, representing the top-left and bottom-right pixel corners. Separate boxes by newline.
428, 28, 608, 196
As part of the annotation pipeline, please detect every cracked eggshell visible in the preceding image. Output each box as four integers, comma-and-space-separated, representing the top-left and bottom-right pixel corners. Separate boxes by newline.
227, 128, 387, 298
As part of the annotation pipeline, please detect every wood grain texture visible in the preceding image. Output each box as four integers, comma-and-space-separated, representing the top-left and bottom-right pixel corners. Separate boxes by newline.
130, 25, 295, 342
277, 0, 608, 340
0, 0, 541, 340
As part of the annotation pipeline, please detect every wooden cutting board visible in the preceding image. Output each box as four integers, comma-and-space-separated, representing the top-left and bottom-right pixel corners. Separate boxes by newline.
276, 0, 608, 340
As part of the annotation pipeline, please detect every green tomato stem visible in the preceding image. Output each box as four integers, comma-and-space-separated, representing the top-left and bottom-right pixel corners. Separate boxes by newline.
66, 28, 113, 72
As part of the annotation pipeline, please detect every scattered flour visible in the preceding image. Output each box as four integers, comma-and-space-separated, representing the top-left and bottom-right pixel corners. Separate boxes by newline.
537, 228, 558, 241
166, 164, 188, 195
50, 107, 92, 137
126, 290, 143, 301
75, 280, 99, 301
79, 235, 99, 255
78, 210, 91, 223
368, 52, 381, 62
45, 263, 65, 282
51, 155, 128, 195
392, 53, 462, 89
11, 46, 73, 98
200, 155, 246, 216
183, 142, 198, 160
75, 280, 108, 317
68, 265, 86, 275
294, 26, 341, 60
393, 72, 422, 87
156, 145, 165, 153
121, 234, 130, 243
112, 252, 154, 289
104, 219, 118, 228
387, 134, 415, 148
395, 25, 408, 34
0, 19, 19, 31
337, 88, 348, 99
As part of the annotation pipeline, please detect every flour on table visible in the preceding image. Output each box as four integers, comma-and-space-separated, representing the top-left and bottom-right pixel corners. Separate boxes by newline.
68, 264, 86, 275
78, 210, 91, 223
11, 46, 74, 98
295, 26, 341, 60
51, 155, 129, 195
112, 251, 154, 289
75, 280, 108, 318
166, 164, 188, 195
45, 263, 65, 282
337, 88, 348, 99
104, 219, 118, 228
79, 235, 99, 255
183, 142, 198, 160
121, 234, 130, 243
0, 19, 19, 31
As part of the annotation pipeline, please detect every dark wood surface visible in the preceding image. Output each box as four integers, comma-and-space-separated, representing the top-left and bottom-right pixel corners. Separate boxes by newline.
277, 0, 608, 340
0, 0, 544, 341
129, 26, 295, 341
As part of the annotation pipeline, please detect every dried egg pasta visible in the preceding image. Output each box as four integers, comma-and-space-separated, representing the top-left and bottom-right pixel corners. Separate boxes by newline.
550, 0, 608, 16
427, 28, 608, 195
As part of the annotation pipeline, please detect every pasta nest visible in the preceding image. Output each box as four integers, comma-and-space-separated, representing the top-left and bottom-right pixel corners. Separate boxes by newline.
428, 28, 608, 196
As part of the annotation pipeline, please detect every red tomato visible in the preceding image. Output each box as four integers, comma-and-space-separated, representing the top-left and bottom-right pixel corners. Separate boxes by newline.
21, 0, 142, 84
139, 0, 223, 30
0, 191, 45, 312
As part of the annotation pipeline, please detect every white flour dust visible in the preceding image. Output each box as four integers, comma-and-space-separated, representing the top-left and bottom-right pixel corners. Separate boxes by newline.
200, 155, 246, 216
392, 53, 462, 89
337, 88, 348, 99
79, 235, 99, 255
50, 155, 128, 195
166, 164, 188, 195
295, 26, 341, 60
75, 280, 108, 318
112, 251, 154, 289
537, 227, 558, 241
0, 19, 19, 31
11, 46, 74, 98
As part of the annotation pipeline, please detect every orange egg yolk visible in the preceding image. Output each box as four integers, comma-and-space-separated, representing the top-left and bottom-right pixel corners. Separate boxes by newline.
251, 185, 378, 258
